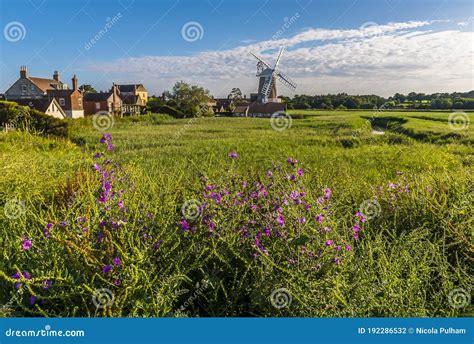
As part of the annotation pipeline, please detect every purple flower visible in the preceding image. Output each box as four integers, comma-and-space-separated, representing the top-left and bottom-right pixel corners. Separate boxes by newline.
153, 240, 162, 250
227, 151, 238, 159
179, 218, 190, 231
334, 245, 341, 251
22, 271, 31, 280
353, 224, 360, 233
266, 170, 272, 177
297, 169, 303, 176
12, 272, 21, 280
264, 227, 271, 237
277, 214, 285, 227
118, 200, 124, 209
345, 245, 352, 251
325, 240, 334, 246
324, 188, 332, 200
102, 265, 112, 274
29, 295, 36, 305
287, 157, 298, 165
315, 214, 324, 223
44, 223, 53, 238
94, 163, 101, 172
14, 282, 21, 289
113, 256, 121, 267
22, 238, 32, 251
42, 280, 53, 290
355, 212, 367, 223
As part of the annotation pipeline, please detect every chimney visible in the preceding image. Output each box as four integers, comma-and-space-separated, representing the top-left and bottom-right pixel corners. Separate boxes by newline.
53, 71, 60, 82
112, 83, 117, 111
72, 74, 78, 90
20, 66, 27, 78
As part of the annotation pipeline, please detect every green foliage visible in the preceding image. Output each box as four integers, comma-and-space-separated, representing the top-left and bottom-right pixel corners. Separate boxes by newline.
0, 110, 472, 317
0, 101, 68, 138
170, 81, 213, 117
285, 91, 474, 110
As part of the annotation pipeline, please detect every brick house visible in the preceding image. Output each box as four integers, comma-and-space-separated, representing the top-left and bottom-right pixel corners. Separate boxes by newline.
46, 75, 84, 118
83, 84, 122, 116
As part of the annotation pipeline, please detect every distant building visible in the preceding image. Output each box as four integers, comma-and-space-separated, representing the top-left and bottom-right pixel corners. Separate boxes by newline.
232, 102, 286, 117
117, 84, 148, 115
14, 98, 66, 119
83, 84, 122, 116
4, 66, 84, 118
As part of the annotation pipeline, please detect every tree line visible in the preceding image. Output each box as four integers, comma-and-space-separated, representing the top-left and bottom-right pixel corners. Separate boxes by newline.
283, 91, 474, 110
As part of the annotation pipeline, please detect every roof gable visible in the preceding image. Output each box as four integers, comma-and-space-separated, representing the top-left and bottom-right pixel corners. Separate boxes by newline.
28, 77, 61, 92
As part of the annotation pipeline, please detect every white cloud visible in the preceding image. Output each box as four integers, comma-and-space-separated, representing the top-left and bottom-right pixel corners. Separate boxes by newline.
85, 21, 474, 97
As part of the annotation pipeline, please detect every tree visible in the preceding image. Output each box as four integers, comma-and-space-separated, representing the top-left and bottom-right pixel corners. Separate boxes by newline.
79, 84, 97, 93
228, 88, 243, 101
171, 81, 213, 117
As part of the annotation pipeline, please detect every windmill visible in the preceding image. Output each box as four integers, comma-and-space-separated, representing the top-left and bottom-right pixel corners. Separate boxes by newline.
249, 47, 297, 104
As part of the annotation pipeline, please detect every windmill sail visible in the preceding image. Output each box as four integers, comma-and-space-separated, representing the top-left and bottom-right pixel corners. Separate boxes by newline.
249, 47, 297, 103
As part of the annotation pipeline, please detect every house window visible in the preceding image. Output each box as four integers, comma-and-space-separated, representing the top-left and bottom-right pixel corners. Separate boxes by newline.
59, 98, 65, 106
96, 102, 100, 110
30, 85, 35, 91
21, 85, 27, 93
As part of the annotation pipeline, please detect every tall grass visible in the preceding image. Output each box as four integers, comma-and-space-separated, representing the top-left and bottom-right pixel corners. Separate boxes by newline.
0, 112, 472, 317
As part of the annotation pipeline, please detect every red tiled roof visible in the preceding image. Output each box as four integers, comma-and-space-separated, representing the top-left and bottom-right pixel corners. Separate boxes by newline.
28, 77, 60, 92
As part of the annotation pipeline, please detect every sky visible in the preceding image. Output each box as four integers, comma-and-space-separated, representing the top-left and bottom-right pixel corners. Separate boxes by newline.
0, 0, 473, 97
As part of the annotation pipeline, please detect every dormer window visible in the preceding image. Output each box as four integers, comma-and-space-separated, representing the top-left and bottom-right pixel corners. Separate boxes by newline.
30, 85, 35, 91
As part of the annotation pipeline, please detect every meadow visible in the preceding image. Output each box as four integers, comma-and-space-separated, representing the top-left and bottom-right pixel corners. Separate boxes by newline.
0, 110, 472, 317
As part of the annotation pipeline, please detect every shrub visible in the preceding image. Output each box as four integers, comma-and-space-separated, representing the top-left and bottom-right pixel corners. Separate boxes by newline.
0, 101, 68, 138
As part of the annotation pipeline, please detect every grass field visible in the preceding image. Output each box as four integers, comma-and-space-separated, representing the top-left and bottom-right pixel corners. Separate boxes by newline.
0, 110, 472, 317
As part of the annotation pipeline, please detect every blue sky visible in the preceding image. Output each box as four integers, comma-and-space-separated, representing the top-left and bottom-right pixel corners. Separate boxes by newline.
0, 0, 473, 97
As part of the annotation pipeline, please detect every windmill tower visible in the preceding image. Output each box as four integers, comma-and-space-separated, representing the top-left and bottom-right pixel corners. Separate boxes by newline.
249, 47, 297, 103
